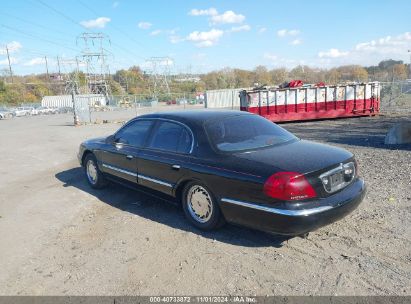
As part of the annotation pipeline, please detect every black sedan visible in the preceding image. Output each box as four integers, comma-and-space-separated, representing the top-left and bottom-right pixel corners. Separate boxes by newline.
78, 111, 365, 235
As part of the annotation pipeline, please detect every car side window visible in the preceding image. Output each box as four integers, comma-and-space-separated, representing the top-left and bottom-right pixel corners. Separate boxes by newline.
115, 120, 153, 147
148, 121, 192, 153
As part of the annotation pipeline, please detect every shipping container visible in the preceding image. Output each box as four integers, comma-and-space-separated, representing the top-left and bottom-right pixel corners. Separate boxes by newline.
205, 88, 248, 109
41, 94, 107, 108
239, 82, 380, 122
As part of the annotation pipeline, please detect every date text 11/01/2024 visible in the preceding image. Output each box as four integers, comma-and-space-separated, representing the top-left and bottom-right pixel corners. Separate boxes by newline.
149, 296, 257, 303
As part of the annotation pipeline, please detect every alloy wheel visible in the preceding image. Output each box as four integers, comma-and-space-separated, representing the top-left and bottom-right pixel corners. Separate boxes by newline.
187, 185, 213, 223
86, 159, 98, 185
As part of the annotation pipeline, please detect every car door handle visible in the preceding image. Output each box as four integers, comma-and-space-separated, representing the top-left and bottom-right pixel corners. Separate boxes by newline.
171, 164, 180, 170
126, 155, 133, 160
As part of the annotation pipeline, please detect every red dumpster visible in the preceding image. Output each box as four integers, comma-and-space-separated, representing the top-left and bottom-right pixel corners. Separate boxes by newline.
239, 82, 380, 122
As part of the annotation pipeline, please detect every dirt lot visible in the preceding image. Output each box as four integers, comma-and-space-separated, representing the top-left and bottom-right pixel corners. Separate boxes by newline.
0, 111, 410, 296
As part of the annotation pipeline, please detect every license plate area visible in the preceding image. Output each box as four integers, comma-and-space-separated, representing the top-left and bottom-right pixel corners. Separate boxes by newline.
320, 162, 355, 193
330, 172, 344, 187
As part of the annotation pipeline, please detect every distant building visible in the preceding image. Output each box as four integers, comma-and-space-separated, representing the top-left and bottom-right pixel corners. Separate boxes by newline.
174, 77, 201, 83
41, 94, 107, 108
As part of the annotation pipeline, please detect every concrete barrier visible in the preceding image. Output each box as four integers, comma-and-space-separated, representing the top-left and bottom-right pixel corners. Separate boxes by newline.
384, 122, 411, 145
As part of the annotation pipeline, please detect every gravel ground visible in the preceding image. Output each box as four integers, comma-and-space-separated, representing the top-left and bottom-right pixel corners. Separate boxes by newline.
0, 111, 410, 295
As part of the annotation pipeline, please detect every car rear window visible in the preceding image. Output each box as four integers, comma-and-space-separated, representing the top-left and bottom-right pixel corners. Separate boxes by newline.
205, 114, 297, 152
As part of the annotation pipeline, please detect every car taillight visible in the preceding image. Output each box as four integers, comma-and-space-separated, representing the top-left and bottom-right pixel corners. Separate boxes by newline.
264, 172, 317, 201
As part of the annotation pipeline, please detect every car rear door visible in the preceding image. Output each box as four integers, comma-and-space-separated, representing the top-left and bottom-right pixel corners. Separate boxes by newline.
137, 120, 194, 196
101, 119, 154, 183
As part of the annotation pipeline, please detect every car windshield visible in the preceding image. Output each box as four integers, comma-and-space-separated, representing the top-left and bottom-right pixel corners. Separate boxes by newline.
205, 114, 297, 152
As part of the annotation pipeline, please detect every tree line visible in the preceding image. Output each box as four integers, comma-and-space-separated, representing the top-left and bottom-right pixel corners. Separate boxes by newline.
0, 59, 409, 105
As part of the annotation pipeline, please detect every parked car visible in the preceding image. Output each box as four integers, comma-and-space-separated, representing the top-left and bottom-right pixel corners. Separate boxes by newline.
36, 107, 48, 115
14, 107, 32, 117
37, 106, 57, 115
0, 107, 14, 119
57, 107, 73, 114
78, 111, 365, 236
13, 106, 39, 116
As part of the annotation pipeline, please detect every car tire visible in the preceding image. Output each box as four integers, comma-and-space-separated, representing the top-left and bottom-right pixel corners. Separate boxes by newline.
182, 181, 225, 230
84, 154, 108, 189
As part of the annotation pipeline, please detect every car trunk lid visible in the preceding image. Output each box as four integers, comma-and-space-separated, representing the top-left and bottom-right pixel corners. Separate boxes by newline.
232, 139, 355, 198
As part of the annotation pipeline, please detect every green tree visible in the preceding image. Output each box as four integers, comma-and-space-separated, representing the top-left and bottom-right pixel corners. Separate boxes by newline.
327, 69, 341, 84
253, 65, 271, 86
270, 68, 288, 85
0, 80, 5, 92
392, 64, 407, 80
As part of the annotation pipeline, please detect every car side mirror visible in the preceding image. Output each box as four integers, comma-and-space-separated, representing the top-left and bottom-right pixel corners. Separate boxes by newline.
106, 135, 116, 144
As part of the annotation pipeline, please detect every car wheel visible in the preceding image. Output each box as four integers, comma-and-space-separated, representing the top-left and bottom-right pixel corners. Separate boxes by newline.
182, 182, 225, 230
84, 154, 108, 189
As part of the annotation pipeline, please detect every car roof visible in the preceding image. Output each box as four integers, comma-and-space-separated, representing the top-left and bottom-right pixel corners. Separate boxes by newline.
137, 110, 251, 125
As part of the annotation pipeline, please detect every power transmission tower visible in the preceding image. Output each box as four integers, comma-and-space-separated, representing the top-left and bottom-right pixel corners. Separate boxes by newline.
117, 74, 129, 92
60, 58, 81, 95
77, 32, 113, 101
145, 56, 173, 98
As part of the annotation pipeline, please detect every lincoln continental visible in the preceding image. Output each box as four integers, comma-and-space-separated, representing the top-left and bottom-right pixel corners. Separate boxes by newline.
78, 111, 365, 235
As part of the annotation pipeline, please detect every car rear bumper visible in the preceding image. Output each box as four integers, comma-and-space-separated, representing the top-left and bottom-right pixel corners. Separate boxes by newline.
219, 178, 366, 235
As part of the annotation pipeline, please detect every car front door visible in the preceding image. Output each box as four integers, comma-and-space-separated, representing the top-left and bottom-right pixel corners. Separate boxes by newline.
137, 120, 193, 196
101, 119, 154, 183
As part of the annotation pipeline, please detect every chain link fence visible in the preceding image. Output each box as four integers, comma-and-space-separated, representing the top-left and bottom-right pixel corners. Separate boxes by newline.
380, 80, 411, 114
2, 82, 409, 123
78, 93, 206, 124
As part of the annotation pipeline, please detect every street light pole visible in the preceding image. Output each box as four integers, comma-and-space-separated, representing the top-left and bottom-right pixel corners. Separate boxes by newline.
408, 50, 411, 78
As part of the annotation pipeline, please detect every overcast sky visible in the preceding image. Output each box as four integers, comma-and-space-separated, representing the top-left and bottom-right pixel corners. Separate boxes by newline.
1, 0, 410, 75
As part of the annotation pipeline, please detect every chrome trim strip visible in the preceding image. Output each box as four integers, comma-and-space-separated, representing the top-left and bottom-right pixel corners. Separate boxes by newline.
221, 198, 333, 217
102, 163, 137, 177
138, 174, 173, 188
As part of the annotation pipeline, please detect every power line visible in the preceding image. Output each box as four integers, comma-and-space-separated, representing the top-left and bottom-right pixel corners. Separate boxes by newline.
76, 0, 147, 50
1, 0, 151, 77
0, 11, 74, 39
32, 0, 150, 67
0, 24, 79, 52
110, 41, 146, 61
35, 0, 84, 30
34, 0, 147, 65
76, 0, 149, 61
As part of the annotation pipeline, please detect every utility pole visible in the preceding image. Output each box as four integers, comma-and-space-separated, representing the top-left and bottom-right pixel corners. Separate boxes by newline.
71, 91, 79, 126
56, 56, 61, 79
44, 56, 49, 79
44, 56, 50, 92
56, 56, 63, 94
5, 46, 13, 84
408, 50, 411, 78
